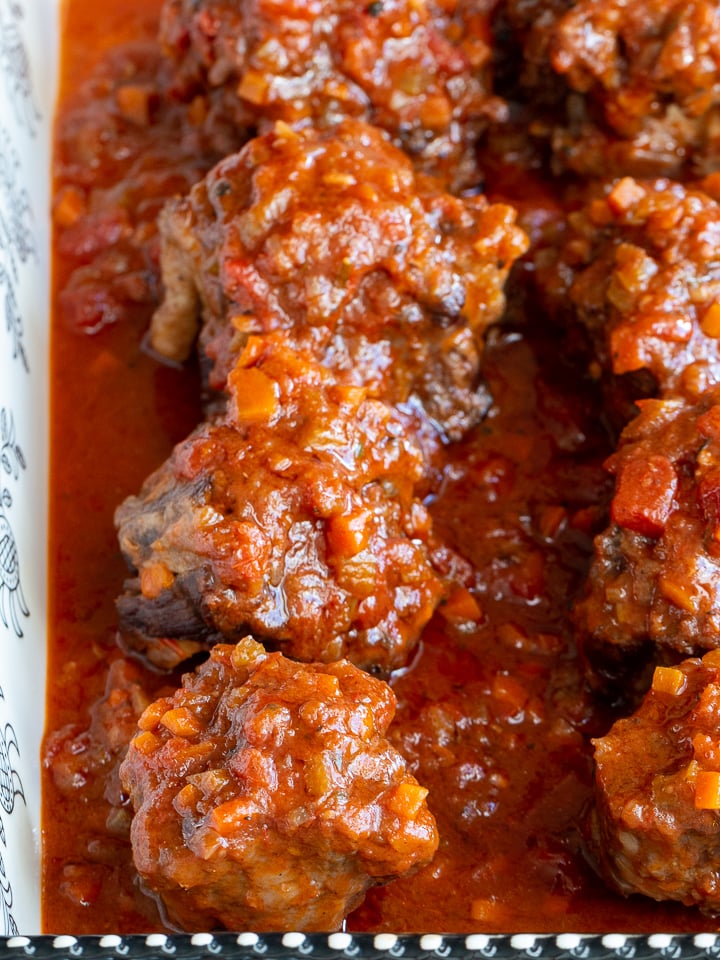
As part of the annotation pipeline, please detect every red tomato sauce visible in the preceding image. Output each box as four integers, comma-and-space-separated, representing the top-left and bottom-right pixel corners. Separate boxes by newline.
42, 0, 716, 936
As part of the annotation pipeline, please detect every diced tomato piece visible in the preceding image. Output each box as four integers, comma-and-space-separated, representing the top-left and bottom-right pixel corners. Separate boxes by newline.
57, 209, 131, 261
611, 455, 677, 538
698, 468, 720, 526
58, 285, 124, 334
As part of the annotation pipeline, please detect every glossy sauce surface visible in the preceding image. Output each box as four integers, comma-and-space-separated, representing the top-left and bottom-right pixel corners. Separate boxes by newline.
43, 0, 718, 935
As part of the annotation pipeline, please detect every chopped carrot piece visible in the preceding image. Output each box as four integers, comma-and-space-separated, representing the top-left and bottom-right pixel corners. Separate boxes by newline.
131, 731, 160, 755
327, 510, 371, 559
491, 674, 528, 714
607, 177, 646, 215
238, 70, 270, 105
703, 172, 720, 199
496, 621, 527, 648
304, 756, 333, 798
272, 119, 299, 140
53, 185, 86, 227
702, 303, 720, 339
588, 199, 613, 227
694, 770, 720, 809
322, 171, 357, 188
388, 832, 426, 854
470, 898, 508, 923
115, 84, 155, 126
419, 95, 452, 129
651, 666, 687, 697
160, 707, 202, 738
330, 384, 367, 407
704, 650, 720, 670
187, 95, 208, 125
174, 783, 202, 816
659, 575, 698, 613
348, 704, 375, 740
210, 799, 260, 835
388, 782, 429, 819
440, 587, 483, 624
229, 366, 279, 422
137, 699, 169, 732
140, 561, 175, 599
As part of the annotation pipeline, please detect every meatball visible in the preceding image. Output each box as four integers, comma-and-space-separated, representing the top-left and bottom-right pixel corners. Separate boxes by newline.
119, 638, 439, 932
501, 0, 720, 179
590, 650, 720, 913
149, 120, 528, 442
535, 176, 720, 410
159, 0, 507, 191
116, 335, 443, 671
574, 388, 720, 689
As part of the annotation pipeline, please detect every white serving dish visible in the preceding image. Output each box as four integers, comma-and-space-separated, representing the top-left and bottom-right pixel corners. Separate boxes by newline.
0, 0, 58, 936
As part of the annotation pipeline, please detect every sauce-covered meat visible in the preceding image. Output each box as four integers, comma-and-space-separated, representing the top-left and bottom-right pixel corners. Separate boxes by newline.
534, 176, 720, 415
575, 389, 720, 691
591, 650, 720, 913
149, 119, 527, 443
160, 0, 506, 191
120, 638, 438, 931
501, 0, 720, 178
116, 335, 443, 671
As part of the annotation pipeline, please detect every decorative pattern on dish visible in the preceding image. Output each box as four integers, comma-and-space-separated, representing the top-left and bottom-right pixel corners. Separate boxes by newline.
0, 932, 717, 957
0, 688, 23, 936
0, 0, 39, 138
0, 123, 35, 373
0, 410, 27, 640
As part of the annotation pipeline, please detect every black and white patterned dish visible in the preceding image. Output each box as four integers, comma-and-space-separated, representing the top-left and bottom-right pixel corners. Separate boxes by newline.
0, 0, 57, 936
3, 934, 720, 960
2, 0, 719, 950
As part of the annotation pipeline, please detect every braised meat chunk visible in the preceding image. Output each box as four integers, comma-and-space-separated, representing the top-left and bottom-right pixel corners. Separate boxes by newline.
590, 650, 720, 914
575, 389, 720, 689
160, 0, 506, 191
116, 336, 443, 671
149, 120, 527, 443
119, 638, 438, 931
502, 0, 720, 178
535, 176, 720, 408
44, 658, 151, 813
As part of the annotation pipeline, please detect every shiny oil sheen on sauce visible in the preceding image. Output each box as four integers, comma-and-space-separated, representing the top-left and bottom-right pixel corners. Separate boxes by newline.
43, 0, 713, 935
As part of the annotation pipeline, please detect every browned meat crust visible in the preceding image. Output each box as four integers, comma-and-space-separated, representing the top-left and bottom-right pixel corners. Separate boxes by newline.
534, 176, 720, 413
501, 0, 720, 179
160, 0, 507, 191
591, 650, 720, 913
120, 638, 438, 931
116, 336, 444, 671
574, 389, 720, 690
149, 120, 527, 442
